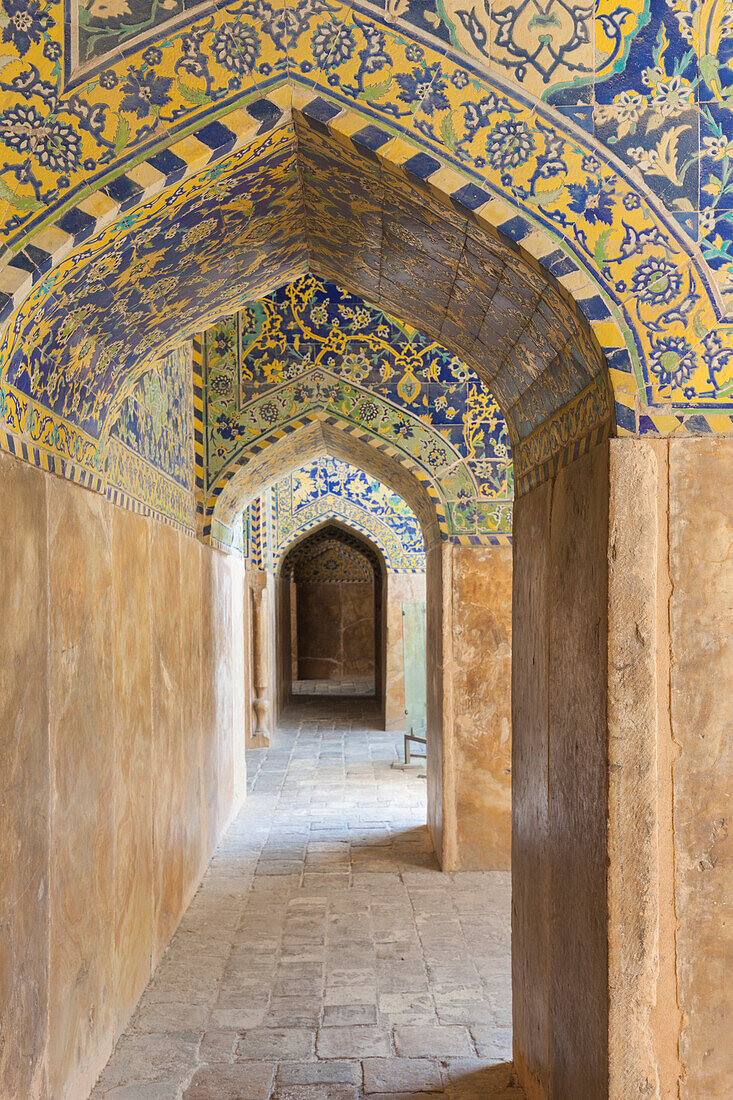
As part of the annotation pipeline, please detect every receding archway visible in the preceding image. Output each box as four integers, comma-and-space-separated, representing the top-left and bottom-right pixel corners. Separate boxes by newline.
278, 520, 388, 712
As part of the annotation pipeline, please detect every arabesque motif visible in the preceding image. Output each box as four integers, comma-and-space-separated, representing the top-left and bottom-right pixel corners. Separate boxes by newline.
200, 276, 513, 548
267, 455, 426, 573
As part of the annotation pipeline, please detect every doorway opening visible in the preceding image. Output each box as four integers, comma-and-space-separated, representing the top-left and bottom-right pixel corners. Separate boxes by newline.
279, 522, 384, 702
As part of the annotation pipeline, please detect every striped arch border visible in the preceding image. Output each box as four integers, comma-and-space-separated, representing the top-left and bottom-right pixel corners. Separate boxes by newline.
202, 409, 453, 545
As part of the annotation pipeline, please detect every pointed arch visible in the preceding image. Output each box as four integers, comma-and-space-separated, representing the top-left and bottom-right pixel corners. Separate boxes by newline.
205, 413, 448, 551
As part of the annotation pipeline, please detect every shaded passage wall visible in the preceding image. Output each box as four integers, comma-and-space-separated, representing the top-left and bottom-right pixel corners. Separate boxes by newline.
296, 580, 375, 681
512, 442, 609, 1100
0, 451, 246, 1100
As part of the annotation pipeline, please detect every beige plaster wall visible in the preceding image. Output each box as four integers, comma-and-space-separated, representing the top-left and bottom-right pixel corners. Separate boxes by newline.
425, 542, 445, 862
385, 572, 426, 731
0, 454, 50, 1100
669, 437, 733, 1098
443, 544, 512, 872
425, 543, 512, 873
0, 451, 246, 1100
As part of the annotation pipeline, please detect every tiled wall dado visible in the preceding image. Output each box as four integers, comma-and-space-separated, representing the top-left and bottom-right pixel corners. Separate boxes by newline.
0, 448, 245, 1100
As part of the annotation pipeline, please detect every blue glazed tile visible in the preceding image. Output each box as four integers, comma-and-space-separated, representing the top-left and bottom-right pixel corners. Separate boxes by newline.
105, 174, 144, 209
595, 0, 697, 106
246, 98, 283, 132
146, 148, 188, 181
301, 96, 342, 132
543, 249, 580, 278
403, 152, 442, 180
606, 346, 634, 375
195, 120, 237, 154
700, 101, 733, 210
594, 103, 699, 212
616, 403, 638, 433
352, 124, 392, 155
397, 3, 454, 48
497, 215, 532, 243
551, 103, 594, 133
579, 294, 612, 321
451, 182, 488, 212
546, 83, 593, 109
57, 206, 97, 241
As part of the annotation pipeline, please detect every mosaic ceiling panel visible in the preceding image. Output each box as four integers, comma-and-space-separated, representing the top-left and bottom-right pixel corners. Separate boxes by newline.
1, 0, 730, 300
199, 275, 513, 549
269, 456, 426, 574
288, 536, 376, 585
0, 125, 304, 480
1, 110, 618, 502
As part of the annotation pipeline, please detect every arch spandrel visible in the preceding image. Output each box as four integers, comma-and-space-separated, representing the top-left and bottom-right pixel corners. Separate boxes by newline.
199, 275, 514, 550
269, 456, 426, 574
279, 520, 387, 585
272, 495, 424, 575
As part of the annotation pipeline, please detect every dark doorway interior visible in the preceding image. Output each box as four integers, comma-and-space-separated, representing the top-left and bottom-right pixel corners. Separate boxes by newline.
277, 524, 386, 711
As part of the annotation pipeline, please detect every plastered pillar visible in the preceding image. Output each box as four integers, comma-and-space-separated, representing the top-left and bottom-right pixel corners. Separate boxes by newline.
441, 542, 512, 872
248, 571, 273, 742
425, 540, 512, 872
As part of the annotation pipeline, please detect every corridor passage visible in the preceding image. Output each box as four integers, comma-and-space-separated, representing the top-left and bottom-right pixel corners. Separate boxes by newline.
91, 699, 518, 1100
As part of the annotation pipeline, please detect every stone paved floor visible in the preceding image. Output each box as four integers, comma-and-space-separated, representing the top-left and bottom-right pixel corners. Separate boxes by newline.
291, 679, 375, 696
91, 697, 520, 1100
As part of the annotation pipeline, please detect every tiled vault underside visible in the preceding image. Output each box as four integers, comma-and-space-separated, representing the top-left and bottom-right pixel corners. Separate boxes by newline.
3, 114, 610, 505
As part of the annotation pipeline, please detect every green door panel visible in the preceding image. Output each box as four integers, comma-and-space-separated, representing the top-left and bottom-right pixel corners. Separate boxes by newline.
402, 601, 427, 737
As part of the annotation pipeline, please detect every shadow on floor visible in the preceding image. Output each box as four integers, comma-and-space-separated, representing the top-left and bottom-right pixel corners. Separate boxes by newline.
281, 693, 384, 728
446, 1062, 524, 1099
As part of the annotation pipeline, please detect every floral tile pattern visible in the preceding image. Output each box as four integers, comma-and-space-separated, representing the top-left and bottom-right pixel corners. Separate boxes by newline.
0, 0, 730, 528
199, 275, 513, 549
103, 341, 194, 528
282, 528, 379, 582
267, 455, 427, 573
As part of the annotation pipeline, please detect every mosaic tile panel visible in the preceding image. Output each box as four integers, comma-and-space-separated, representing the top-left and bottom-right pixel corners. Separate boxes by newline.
0, 0, 728, 520
281, 521, 384, 583
286, 535, 375, 584
0, 0, 729, 310
103, 341, 194, 529
267, 455, 426, 574
200, 275, 513, 548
